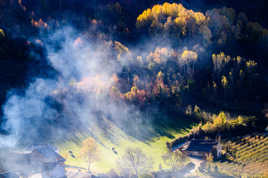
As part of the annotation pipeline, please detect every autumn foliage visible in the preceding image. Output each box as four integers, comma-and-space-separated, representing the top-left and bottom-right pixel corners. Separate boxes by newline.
137, 3, 268, 45
80, 138, 99, 172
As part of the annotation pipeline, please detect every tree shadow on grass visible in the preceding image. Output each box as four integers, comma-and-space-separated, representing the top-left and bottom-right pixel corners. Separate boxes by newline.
107, 104, 197, 144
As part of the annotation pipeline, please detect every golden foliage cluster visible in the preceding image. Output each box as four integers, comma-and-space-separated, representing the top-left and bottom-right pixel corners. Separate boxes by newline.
181, 50, 198, 61
212, 52, 257, 70
137, 3, 268, 44
0, 29, 5, 38
137, 3, 207, 37
211, 52, 258, 89
137, 3, 206, 26
202, 112, 252, 132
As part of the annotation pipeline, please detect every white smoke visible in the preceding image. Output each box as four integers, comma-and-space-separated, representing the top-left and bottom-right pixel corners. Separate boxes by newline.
0, 27, 149, 148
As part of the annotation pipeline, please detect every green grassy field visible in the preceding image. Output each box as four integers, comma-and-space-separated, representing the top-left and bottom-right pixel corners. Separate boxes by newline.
57, 116, 193, 174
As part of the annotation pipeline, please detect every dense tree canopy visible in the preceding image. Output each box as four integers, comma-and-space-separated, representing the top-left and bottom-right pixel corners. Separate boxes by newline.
137, 2, 268, 47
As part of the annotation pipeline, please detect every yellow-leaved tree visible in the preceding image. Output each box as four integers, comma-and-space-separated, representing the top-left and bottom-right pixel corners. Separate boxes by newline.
214, 112, 227, 129
0, 29, 5, 38
80, 137, 99, 172
136, 2, 209, 41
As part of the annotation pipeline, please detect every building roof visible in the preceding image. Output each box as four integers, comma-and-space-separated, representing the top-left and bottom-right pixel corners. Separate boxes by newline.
174, 139, 217, 153
30, 145, 65, 163
0, 145, 65, 176
185, 139, 217, 153
0, 167, 7, 174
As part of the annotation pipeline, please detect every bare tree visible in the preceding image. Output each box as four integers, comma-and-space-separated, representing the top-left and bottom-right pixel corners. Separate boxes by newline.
162, 150, 186, 171
118, 148, 153, 177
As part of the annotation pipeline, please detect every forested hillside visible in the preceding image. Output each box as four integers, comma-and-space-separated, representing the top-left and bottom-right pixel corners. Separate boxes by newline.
0, 0, 267, 177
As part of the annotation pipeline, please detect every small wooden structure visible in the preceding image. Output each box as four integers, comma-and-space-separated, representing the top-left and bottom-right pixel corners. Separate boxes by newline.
29, 145, 66, 178
0, 145, 66, 178
173, 139, 218, 159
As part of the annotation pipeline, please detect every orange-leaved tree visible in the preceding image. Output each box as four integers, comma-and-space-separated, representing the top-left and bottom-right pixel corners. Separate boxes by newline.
80, 137, 99, 172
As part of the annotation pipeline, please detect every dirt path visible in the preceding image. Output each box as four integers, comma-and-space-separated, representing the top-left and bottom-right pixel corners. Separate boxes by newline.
185, 158, 203, 177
